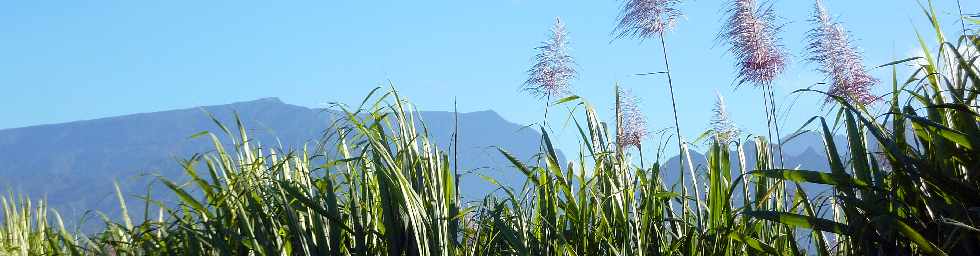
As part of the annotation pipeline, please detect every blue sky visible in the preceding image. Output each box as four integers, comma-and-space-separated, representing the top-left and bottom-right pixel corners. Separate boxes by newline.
0, 0, 975, 154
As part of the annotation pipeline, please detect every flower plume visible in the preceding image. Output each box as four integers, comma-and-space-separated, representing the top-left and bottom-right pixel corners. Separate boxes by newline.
806, 0, 877, 105
617, 88, 648, 150
711, 92, 740, 144
720, 0, 788, 87
524, 17, 577, 98
614, 0, 683, 39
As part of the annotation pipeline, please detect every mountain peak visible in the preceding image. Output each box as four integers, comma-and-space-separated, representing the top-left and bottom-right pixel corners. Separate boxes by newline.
240, 97, 284, 104
465, 110, 503, 119
217, 97, 308, 113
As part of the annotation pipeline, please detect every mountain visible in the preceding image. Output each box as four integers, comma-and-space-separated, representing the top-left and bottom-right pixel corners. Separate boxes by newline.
0, 97, 855, 232
0, 98, 550, 227
657, 131, 850, 203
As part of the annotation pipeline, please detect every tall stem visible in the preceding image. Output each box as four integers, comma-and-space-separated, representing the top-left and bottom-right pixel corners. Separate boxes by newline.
659, 33, 702, 224
765, 84, 789, 211
638, 144, 645, 169
616, 84, 622, 154
736, 141, 751, 219
766, 84, 785, 168
544, 95, 551, 128
956, 0, 967, 35
759, 85, 780, 213
761, 88, 774, 153
452, 98, 461, 245
759, 86, 780, 168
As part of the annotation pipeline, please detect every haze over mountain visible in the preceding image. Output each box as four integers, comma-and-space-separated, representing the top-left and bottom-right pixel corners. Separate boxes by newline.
0, 97, 551, 227
658, 131, 852, 205
0, 97, 849, 230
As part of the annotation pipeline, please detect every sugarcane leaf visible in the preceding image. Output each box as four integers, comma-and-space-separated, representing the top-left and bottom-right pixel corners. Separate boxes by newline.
747, 211, 852, 235
877, 57, 922, 68
161, 179, 210, 220
729, 233, 779, 255
554, 95, 581, 105
903, 113, 974, 150
874, 215, 948, 256
753, 169, 870, 189
498, 147, 537, 184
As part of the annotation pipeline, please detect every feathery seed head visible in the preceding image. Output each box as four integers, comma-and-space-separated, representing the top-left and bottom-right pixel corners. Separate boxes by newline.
720, 0, 788, 87
614, 0, 683, 39
525, 17, 577, 99
616, 88, 648, 150
807, 0, 878, 105
711, 92, 740, 144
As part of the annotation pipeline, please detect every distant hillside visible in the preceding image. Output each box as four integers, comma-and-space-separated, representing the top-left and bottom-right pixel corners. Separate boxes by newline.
658, 131, 852, 203
0, 97, 857, 231
0, 98, 550, 227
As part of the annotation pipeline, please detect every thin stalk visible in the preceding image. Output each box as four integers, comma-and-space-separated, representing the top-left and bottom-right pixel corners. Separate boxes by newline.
453, 99, 460, 245
682, 141, 703, 227
544, 95, 551, 128
636, 144, 645, 169
761, 88, 774, 145
616, 84, 622, 155
764, 84, 791, 213
658, 32, 700, 223
736, 141, 751, 219
638, 144, 645, 169
766, 84, 785, 168
957, 0, 966, 35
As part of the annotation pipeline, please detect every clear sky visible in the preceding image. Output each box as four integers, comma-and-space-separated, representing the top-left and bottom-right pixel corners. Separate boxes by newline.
0, 0, 975, 155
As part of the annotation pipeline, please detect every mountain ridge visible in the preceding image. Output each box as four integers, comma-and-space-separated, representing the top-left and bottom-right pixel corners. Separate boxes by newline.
0, 97, 847, 232
0, 97, 550, 230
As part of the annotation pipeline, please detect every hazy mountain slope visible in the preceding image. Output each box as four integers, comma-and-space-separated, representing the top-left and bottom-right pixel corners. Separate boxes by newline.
657, 132, 850, 204
0, 98, 548, 225
0, 96, 857, 231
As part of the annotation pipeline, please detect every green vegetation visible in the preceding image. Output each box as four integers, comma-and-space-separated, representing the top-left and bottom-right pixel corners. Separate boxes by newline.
2, 1, 979, 255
